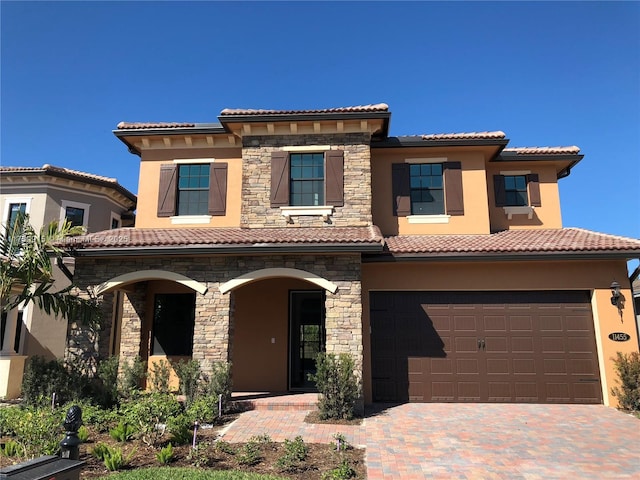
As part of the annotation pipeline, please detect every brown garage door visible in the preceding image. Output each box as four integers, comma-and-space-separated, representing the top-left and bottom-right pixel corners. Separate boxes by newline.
371, 291, 602, 404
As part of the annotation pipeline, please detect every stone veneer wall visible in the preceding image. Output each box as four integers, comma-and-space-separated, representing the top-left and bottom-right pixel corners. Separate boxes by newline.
241, 133, 372, 228
68, 254, 363, 387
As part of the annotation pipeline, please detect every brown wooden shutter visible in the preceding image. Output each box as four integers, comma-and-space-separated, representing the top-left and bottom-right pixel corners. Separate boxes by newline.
493, 175, 506, 207
270, 151, 290, 207
444, 162, 464, 216
392, 163, 411, 216
157, 164, 177, 217
325, 150, 344, 206
527, 173, 541, 207
208, 163, 228, 216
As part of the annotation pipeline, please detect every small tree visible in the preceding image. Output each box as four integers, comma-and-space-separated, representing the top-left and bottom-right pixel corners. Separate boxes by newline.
310, 353, 360, 420
0, 214, 99, 323
611, 351, 640, 411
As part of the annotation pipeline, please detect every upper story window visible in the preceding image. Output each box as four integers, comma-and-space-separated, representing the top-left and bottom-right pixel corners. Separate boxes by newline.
178, 164, 210, 215
157, 162, 228, 219
410, 163, 444, 215
7, 202, 27, 230
270, 149, 344, 208
493, 173, 541, 208
392, 161, 464, 217
60, 200, 90, 228
290, 153, 324, 206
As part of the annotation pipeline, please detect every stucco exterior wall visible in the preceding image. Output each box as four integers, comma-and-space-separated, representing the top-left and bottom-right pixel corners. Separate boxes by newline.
361, 259, 638, 406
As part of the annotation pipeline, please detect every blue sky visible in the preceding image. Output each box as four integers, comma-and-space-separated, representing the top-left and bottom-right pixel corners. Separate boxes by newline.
2, 1, 639, 242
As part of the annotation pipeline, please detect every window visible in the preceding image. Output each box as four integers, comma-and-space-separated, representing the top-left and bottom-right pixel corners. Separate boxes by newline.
6, 202, 26, 230
494, 174, 541, 208
60, 200, 90, 228
65, 206, 85, 227
151, 293, 195, 356
270, 150, 344, 208
290, 153, 324, 206
410, 163, 444, 215
157, 162, 228, 218
178, 164, 210, 215
111, 216, 121, 229
392, 161, 464, 217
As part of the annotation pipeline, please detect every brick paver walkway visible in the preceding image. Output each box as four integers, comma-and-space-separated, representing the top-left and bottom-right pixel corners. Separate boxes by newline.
221, 403, 640, 479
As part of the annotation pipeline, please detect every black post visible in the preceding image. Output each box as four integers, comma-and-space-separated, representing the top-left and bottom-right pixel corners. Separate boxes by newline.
60, 405, 83, 460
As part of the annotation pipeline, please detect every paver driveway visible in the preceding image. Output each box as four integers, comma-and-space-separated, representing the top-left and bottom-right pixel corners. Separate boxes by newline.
221, 403, 640, 479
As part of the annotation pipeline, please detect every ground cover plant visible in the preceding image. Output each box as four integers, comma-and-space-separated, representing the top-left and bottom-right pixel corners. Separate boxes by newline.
611, 351, 640, 414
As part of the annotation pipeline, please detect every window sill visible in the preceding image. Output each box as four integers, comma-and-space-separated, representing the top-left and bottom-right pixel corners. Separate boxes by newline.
280, 206, 334, 217
503, 206, 534, 220
407, 214, 451, 224
170, 215, 212, 225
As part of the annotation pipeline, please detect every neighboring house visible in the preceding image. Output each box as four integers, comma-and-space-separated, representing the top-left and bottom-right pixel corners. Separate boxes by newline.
0, 164, 136, 397
65, 104, 640, 409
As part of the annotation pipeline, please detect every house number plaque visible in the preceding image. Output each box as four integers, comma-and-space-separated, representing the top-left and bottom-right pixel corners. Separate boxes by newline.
608, 332, 630, 342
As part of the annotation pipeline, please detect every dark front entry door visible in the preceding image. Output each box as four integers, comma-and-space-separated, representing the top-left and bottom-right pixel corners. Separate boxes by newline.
289, 291, 325, 390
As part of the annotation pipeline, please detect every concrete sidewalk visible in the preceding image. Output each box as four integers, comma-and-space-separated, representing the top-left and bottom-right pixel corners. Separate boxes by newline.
221, 403, 640, 479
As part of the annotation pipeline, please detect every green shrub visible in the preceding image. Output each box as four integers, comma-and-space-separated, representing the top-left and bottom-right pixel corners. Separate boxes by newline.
149, 359, 172, 394
77, 425, 90, 442
322, 458, 357, 479
331, 433, 351, 451
276, 436, 308, 472
0, 439, 24, 458
96, 355, 120, 407
186, 395, 218, 424
171, 359, 201, 406
0, 405, 22, 436
103, 445, 137, 471
205, 361, 232, 411
167, 414, 193, 446
156, 443, 174, 465
110, 421, 137, 442
611, 351, 640, 411
214, 440, 236, 455
187, 441, 212, 468
92, 442, 110, 461
11, 406, 62, 456
120, 356, 146, 396
67, 401, 117, 433
21, 356, 75, 406
120, 392, 182, 447
310, 353, 360, 420
237, 440, 262, 467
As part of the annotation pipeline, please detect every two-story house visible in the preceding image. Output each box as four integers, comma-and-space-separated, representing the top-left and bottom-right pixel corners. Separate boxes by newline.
0, 164, 136, 398
65, 104, 640, 409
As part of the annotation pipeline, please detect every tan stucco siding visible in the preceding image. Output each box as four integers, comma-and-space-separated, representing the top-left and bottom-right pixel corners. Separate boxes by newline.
361, 259, 638, 406
136, 147, 242, 228
371, 148, 491, 236
487, 163, 563, 231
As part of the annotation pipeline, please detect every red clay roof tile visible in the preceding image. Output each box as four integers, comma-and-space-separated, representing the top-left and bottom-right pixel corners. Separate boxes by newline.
219, 104, 389, 116
384, 228, 640, 256
418, 131, 506, 140
116, 121, 196, 130
503, 146, 581, 155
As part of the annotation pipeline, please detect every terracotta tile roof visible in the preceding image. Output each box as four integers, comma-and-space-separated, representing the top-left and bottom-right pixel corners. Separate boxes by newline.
219, 103, 389, 116
67, 226, 384, 250
384, 228, 640, 256
116, 121, 197, 130
0, 164, 136, 202
502, 146, 581, 155
418, 131, 507, 141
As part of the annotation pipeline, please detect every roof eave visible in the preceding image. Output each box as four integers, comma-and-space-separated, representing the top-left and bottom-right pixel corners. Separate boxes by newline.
113, 125, 228, 157
372, 137, 510, 149
72, 242, 384, 257
363, 250, 640, 262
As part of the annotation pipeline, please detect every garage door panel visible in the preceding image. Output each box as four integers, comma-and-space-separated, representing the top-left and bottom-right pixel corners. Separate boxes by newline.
370, 291, 601, 404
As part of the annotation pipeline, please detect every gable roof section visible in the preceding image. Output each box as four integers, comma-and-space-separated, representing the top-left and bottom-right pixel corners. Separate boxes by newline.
67, 225, 384, 255
382, 228, 640, 260
0, 164, 136, 203
219, 103, 390, 116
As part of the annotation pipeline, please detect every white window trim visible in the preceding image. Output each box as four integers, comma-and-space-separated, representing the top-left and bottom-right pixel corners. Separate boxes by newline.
173, 158, 216, 164
280, 206, 334, 218
170, 215, 212, 225
503, 206, 535, 220
2, 197, 32, 225
110, 212, 122, 229
60, 200, 91, 228
407, 214, 451, 224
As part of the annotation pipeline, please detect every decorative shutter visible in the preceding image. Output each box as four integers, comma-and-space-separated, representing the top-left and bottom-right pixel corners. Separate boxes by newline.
157, 164, 177, 217
392, 163, 411, 216
208, 163, 228, 216
270, 151, 290, 207
493, 175, 506, 207
325, 150, 344, 207
444, 162, 464, 216
527, 174, 541, 207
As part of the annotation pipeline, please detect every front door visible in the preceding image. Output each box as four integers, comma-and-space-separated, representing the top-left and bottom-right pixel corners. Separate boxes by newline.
289, 291, 325, 390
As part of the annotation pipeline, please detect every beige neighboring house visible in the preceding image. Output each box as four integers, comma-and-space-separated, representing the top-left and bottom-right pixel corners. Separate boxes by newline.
0, 164, 136, 398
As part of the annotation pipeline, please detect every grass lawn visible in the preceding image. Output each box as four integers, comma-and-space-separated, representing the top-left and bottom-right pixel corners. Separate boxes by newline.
97, 467, 287, 479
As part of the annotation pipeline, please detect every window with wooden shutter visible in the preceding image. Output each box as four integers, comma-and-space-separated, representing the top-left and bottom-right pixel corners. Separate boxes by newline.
270, 151, 290, 207
158, 164, 177, 217
208, 163, 228, 216
443, 162, 464, 216
392, 163, 411, 216
325, 150, 344, 207
494, 174, 542, 207
526, 174, 542, 207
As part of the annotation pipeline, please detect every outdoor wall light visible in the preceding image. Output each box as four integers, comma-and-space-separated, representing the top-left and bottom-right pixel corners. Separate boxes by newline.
610, 281, 621, 306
